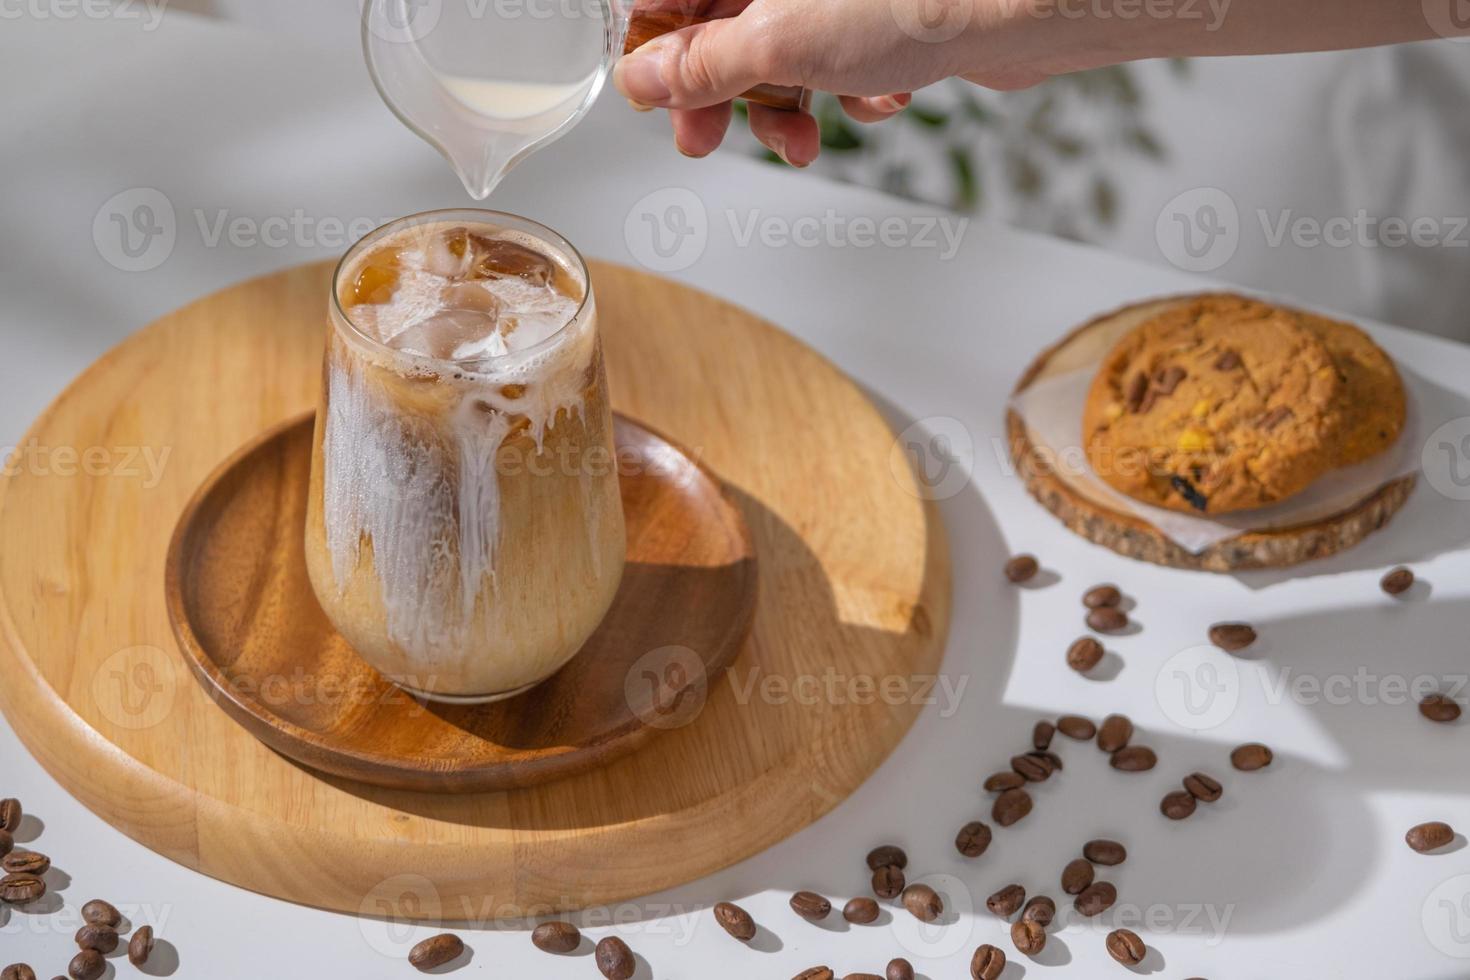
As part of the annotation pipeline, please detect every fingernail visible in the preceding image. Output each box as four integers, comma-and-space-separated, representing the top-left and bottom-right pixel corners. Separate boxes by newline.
768, 136, 792, 167
878, 93, 911, 113
613, 42, 673, 106
626, 98, 655, 113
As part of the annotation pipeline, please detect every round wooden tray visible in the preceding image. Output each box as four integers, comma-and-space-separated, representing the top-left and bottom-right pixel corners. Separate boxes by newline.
1006, 293, 1415, 571
0, 259, 949, 918
164, 411, 756, 793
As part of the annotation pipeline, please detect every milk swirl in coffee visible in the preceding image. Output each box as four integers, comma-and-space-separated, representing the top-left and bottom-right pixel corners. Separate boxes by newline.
305, 212, 625, 702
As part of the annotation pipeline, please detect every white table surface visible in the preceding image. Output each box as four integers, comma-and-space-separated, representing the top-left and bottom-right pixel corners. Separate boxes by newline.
4, 12, 1470, 980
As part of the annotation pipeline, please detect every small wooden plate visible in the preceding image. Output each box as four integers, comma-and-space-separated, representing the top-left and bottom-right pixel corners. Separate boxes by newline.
1007, 294, 1415, 571
164, 411, 756, 792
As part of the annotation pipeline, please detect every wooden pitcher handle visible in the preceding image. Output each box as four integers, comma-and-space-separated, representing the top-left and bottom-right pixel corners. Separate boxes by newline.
623, 8, 812, 112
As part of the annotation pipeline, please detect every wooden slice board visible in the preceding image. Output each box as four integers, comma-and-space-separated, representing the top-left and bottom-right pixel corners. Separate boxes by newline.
0, 260, 949, 919
164, 411, 757, 793
1006, 294, 1415, 571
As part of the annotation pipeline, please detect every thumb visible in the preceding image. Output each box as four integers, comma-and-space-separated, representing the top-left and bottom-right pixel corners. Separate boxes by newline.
613, 15, 782, 109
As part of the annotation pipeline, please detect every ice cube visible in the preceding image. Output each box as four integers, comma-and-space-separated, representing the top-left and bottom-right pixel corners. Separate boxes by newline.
347, 246, 401, 306
421, 228, 475, 279
388, 310, 501, 360
467, 234, 554, 286
440, 281, 502, 315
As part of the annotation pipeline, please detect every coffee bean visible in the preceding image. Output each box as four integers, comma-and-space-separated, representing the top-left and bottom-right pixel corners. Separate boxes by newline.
80, 900, 121, 928
992, 788, 1033, 827
1087, 607, 1129, 633
595, 936, 635, 980
1209, 622, 1256, 652
1420, 694, 1462, 723
793, 969, 833, 980
127, 925, 154, 967
67, 951, 103, 980
1033, 720, 1056, 750
1067, 636, 1104, 672
1011, 918, 1046, 956
1231, 742, 1273, 771
1381, 566, 1414, 596
74, 924, 118, 954
0, 800, 20, 834
790, 890, 832, 921
1110, 745, 1157, 772
0, 874, 45, 904
843, 897, 880, 924
1, 852, 48, 876
1, 967, 36, 980
1083, 839, 1127, 865
955, 820, 993, 858
986, 883, 1025, 918
1083, 584, 1122, 608
1097, 714, 1133, 752
843, 974, 884, 980
1032, 750, 1063, 771
1061, 858, 1094, 894
1161, 790, 1197, 819
866, 844, 908, 871
532, 920, 582, 952
1021, 895, 1055, 927
901, 883, 943, 922
1011, 754, 1051, 782
984, 771, 1025, 792
1004, 555, 1039, 583
1184, 772, 1223, 802
408, 934, 463, 972
1074, 881, 1117, 916
1106, 928, 1146, 965
1406, 821, 1455, 853
0, 831, 10, 859
712, 903, 755, 941
885, 958, 914, 980
872, 865, 905, 899
970, 944, 1006, 980
1057, 715, 1096, 739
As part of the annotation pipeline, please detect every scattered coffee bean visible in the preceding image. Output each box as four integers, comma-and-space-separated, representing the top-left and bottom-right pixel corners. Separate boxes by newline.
1406, 821, 1456, 853
1083, 584, 1123, 609
74, 924, 118, 955
1231, 743, 1273, 771
1021, 895, 1055, 927
790, 890, 832, 921
1004, 554, 1039, 583
0, 874, 45, 904
1086, 607, 1129, 634
993, 788, 1033, 827
1097, 714, 1133, 752
866, 845, 908, 871
1061, 858, 1094, 894
885, 958, 914, 980
901, 883, 943, 922
1074, 881, 1117, 916
532, 920, 582, 953
1057, 715, 1096, 740
595, 936, 635, 980
1033, 750, 1063, 771
0, 800, 20, 834
1209, 622, 1257, 652
1420, 694, 1462, 723
986, 883, 1026, 918
1011, 754, 1051, 782
843, 974, 883, 980
1033, 720, 1056, 750
0, 831, 10, 859
1381, 566, 1414, 596
128, 925, 154, 967
1110, 745, 1157, 772
1083, 839, 1127, 865
712, 903, 755, 941
793, 969, 833, 980
955, 820, 993, 858
1106, 928, 1146, 965
843, 897, 880, 924
1067, 636, 1105, 672
66, 952, 103, 980
1, 967, 36, 980
408, 934, 463, 972
80, 900, 121, 928
1011, 918, 1046, 956
1184, 772, 1223, 802
1, 852, 48, 876
872, 865, 905, 899
1161, 790, 1197, 820
970, 944, 1006, 980
984, 771, 1025, 792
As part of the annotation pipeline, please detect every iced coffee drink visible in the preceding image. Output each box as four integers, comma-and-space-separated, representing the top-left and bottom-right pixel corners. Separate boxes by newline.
305, 210, 626, 703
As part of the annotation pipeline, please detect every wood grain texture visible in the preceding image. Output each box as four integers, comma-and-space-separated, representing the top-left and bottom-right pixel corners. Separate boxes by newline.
165, 411, 757, 792
1007, 294, 1415, 571
0, 259, 950, 918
